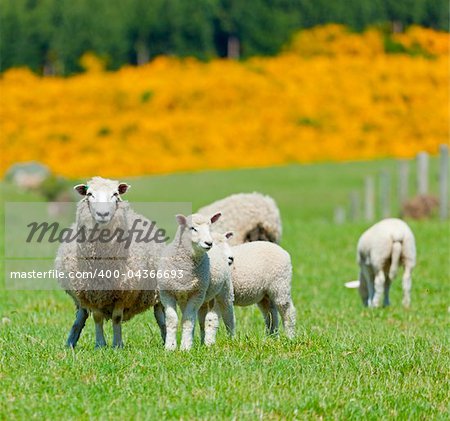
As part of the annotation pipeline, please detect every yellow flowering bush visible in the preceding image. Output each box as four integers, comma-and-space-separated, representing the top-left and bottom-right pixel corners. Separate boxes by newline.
287, 24, 384, 57
79, 52, 106, 73
393, 25, 449, 56
0, 25, 448, 178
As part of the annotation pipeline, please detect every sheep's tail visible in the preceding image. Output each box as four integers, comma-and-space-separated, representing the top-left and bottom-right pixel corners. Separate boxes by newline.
389, 241, 402, 279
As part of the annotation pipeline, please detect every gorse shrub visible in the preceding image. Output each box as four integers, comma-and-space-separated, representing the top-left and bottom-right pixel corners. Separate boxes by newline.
1, 25, 447, 178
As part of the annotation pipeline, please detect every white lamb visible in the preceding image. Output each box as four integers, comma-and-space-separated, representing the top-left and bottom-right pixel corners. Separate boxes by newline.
197, 192, 282, 245
158, 212, 235, 351
357, 218, 416, 308
198, 231, 235, 346
56, 177, 166, 348
219, 238, 296, 338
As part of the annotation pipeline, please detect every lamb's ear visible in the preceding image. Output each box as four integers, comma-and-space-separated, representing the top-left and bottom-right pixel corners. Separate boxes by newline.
176, 214, 187, 226
74, 184, 88, 196
210, 212, 222, 224
225, 231, 233, 239
118, 183, 130, 195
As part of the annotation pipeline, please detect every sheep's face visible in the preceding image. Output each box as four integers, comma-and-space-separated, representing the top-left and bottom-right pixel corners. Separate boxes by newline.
176, 212, 221, 253
74, 177, 130, 224
212, 232, 234, 265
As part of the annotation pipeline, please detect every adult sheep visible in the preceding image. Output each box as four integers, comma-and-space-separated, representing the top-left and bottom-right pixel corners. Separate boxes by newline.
56, 177, 166, 348
197, 193, 282, 246
357, 218, 416, 308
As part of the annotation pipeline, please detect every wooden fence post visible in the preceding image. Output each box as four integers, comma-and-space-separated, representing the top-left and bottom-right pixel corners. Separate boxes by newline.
440, 144, 449, 219
364, 177, 375, 221
380, 171, 390, 218
349, 191, 360, 221
417, 152, 429, 195
334, 206, 346, 225
398, 160, 409, 209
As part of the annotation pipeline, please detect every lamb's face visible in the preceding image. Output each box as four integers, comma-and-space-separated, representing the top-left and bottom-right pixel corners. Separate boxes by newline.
177, 212, 221, 253
222, 233, 234, 265
212, 232, 234, 265
74, 177, 130, 224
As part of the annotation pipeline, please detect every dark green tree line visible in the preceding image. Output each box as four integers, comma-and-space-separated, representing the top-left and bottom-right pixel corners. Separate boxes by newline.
0, 0, 448, 75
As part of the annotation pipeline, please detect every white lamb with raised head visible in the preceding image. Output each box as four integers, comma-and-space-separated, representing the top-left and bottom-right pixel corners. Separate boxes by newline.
357, 218, 416, 308
158, 212, 235, 351
197, 192, 282, 245
198, 231, 235, 346
55, 177, 166, 348
219, 238, 296, 338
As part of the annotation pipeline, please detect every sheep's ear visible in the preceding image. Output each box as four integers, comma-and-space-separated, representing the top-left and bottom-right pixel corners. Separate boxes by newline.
210, 212, 221, 224
225, 231, 233, 239
118, 183, 130, 195
176, 214, 187, 226
74, 184, 88, 196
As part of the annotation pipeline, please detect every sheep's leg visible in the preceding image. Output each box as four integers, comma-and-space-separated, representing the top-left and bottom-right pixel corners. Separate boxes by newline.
66, 306, 89, 348
402, 265, 413, 308
358, 266, 369, 307
383, 277, 392, 307
268, 300, 279, 334
198, 304, 206, 344
204, 303, 220, 347
275, 299, 296, 339
93, 311, 107, 348
112, 307, 124, 349
161, 294, 178, 351
153, 303, 166, 344
180, 306, 196, 350
215, 297, 235, 338
372, 270, 386, 308
180, 295, 203, 351
203, 311, 219, 346
257, 296, 278, 335
198, 302, 211, 344
363, 265, 375, 307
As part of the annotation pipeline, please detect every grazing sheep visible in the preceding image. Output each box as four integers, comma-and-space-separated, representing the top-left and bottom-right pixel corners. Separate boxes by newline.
357, 218, 416, 308
158, 212, 223, 351
220, 239, 296, 338
198, 231, 235, 346
56, 177, 166, 348
198, 193, 282, 245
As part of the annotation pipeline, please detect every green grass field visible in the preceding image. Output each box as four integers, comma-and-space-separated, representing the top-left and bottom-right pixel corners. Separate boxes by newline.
1, 159, 449, 420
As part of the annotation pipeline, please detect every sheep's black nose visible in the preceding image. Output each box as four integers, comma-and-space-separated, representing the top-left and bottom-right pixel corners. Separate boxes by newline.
228, 256, 234, 265
96, 211, 110, 218
204, 241, 213, 247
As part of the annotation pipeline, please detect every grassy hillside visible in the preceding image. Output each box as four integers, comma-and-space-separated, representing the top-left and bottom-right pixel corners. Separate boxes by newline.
0, 160, 448, 419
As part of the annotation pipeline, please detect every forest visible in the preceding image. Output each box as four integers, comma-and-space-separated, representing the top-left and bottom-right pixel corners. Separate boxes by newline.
1, 0, 448, 75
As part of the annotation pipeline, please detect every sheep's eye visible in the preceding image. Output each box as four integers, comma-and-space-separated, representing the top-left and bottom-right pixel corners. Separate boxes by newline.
113, 192, 119, 197
86, 192, 93, 197
190, 227, 198, 232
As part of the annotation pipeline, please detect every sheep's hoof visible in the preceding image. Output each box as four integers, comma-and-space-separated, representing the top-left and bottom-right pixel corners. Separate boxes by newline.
165, 344, 177, 351
266, 330, 279, 338
112, 342, 124, 349
95, 342, 107, 349
164, 338, 177, 351
180, 343, 192, 351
